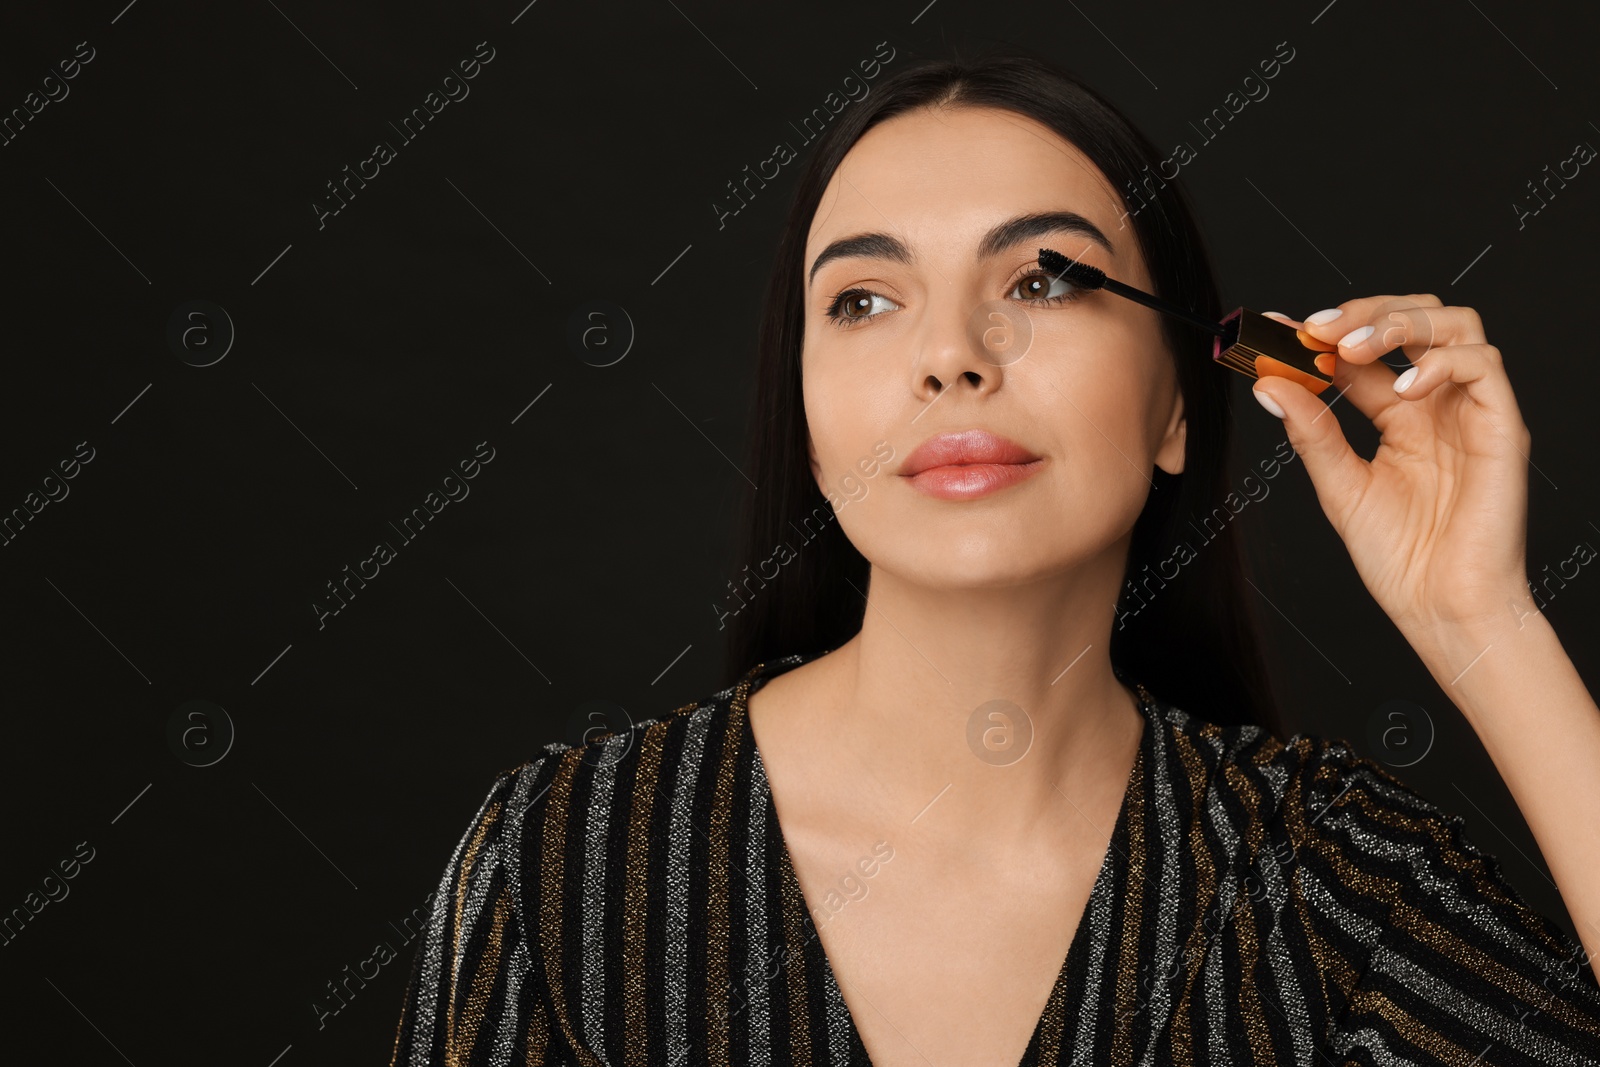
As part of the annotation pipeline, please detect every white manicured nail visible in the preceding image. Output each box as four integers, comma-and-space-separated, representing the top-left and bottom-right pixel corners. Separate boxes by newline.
1338, 324, 1375, 348
1305, 308, 1343, 325
1394, 367, 1419, 393
1253, 387, 1285, 419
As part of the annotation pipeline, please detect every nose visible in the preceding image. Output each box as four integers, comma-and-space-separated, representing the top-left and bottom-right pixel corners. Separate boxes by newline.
910, 292, 1022, 401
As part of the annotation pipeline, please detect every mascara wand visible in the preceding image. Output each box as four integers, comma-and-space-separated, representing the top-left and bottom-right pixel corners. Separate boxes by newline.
1037, 247, 1335, 397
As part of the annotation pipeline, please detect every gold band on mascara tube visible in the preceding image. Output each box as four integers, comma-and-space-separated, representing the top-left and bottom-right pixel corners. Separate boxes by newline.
1213, 308, 1335, 396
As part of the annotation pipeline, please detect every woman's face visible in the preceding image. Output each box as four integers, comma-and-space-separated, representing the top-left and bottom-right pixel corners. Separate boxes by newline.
801, 104, 1187, 589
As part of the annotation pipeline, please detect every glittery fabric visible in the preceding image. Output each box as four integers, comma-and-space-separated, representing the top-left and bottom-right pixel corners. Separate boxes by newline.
389, 651, 1600, 1065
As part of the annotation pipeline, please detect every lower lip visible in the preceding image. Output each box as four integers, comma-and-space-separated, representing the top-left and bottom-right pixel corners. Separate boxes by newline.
905, 459, 1045, 500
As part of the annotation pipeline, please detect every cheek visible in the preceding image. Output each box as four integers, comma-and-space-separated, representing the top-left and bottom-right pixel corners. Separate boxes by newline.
803, 362, 891, 470
1028, 326, 1163, 446
1004, 357, 1165, 515
1063, 381, 1145, 456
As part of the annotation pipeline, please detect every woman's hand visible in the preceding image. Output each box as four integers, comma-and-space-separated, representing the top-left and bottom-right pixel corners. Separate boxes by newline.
1248, 296, 1533, 647
1254, 301, 1600, 977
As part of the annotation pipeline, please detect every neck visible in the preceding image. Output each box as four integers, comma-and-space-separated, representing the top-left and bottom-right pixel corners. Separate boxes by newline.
799, 555, 1145, 854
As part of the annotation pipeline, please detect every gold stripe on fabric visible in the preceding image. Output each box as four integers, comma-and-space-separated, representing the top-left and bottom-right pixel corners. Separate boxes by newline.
446, 799, 500, 1057
1218, 760, 1267, 866
1285, 759, 1588, 1054
1032, 951, 1072, 1062
1165, 728, 1218, 1067
1111, 740, 1148, 1063
538, 753, 605, 1067
1036, 715, 1151, 1064
1359, 988, 1484, 1064
1291, 761, 1403, 910
1231, 882, 1276, 1064
1284, 758, 1516, 1059
1279, 761, 1373, 1007
450, 887, 512, 1065
1216, 758, 1277, 1062
1299, 767, 1600, 1043
1289, 883, 1361, 1006
1032, 909, 1074, 1065
713, 681, 761, 1062
1358, 781, 1551, 927
624, 723, 668, 1066
1385, 894, 1596, 1044
388, 983, 409, 1067
777, 840, 818, 1066
1346, 792, 1600, 1040
524, 974, 551, 1063
706, 680, 749, 1067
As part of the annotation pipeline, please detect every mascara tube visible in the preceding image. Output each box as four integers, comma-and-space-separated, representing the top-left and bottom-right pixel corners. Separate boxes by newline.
1212, 307, 1335, 397
1036, 248, 1336, 396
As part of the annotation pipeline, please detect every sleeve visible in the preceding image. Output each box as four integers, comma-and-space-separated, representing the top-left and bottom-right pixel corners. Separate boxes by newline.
1296, 738, 1600, 1065
389, 757, 558, 1067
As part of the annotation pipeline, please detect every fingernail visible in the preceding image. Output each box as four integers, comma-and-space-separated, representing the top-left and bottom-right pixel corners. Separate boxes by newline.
1338, 324, 1375, 348
1394, 367, 1419, 393
1253, 386, 1285, 419
1305, 308, 1343, 325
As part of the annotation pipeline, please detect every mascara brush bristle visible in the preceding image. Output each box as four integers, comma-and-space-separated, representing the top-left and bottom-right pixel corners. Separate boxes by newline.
1036, 245, 1228, 340
1038, 248, 1106, 290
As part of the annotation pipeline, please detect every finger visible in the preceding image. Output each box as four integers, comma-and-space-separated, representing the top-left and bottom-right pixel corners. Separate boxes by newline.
1309, 347, 1408, 433
1337, 304, 1489, 370
1250, 373, 1371, 526
1261, 310, 1338, 354
1388, 342, 1529, 449
1297, 295, 1497, 365
1299, 312, 1413, 431
1335, 306, 1517, 430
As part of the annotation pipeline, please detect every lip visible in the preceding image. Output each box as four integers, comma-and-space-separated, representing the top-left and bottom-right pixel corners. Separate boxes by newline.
900, 428, 1045, 501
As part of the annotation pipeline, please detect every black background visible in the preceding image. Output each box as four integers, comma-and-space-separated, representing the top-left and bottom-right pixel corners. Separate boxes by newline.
1, 1, 1597, 1064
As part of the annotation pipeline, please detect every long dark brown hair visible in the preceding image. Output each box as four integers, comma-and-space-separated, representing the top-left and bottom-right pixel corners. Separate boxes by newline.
720, 43, 1284, 737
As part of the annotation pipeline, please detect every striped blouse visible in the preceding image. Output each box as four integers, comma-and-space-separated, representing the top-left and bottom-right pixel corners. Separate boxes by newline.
388, 650, 1600, 1066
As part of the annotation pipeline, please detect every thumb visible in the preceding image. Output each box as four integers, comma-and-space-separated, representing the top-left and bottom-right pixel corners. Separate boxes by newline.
1251, 375, 1369, 520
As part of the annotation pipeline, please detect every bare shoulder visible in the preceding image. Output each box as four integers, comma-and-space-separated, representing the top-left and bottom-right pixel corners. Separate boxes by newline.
745, 645, 849, 739
744, 646, 862, 839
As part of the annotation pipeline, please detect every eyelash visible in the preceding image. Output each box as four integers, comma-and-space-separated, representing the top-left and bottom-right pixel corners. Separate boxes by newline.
821, 268, 1085, 330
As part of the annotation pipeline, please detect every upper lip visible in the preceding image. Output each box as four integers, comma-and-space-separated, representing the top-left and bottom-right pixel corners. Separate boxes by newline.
900, 429, 1042, 476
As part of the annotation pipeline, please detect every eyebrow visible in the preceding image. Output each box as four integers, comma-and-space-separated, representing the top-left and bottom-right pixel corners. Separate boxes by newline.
806, 210, 1116, 290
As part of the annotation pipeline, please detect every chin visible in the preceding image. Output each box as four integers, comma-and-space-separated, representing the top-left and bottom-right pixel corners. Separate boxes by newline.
880, 540, 1067, 589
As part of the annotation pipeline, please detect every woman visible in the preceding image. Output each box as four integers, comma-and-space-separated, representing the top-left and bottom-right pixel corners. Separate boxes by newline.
389, 47, 1600, 1066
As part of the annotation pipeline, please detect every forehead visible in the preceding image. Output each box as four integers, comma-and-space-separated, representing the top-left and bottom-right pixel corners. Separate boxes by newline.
805, 105, 1125, 265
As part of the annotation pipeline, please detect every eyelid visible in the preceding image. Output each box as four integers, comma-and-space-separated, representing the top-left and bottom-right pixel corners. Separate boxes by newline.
1004, 259, 1077, 293
1006, 261, 1046, 286
820, 274, 904, 297
1010, 250, 1101, 275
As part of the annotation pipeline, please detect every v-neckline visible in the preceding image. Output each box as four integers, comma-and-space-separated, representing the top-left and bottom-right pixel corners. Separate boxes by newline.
731, 652, 1155, 1067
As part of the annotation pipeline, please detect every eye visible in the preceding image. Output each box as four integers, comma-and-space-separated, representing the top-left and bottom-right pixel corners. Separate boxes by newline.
821, 288, 903, 330
820, 267, 1084, 332
1009, 269, 1084, 305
